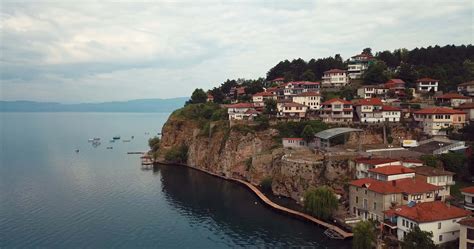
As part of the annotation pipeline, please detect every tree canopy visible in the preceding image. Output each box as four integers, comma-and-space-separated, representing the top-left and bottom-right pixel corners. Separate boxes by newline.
187, 88, 207, 105
400, 226, 436, 249
352, 221, 376, 249
363, 61, 389, 84
301, 125, 315, 143
303, 186, 338, 220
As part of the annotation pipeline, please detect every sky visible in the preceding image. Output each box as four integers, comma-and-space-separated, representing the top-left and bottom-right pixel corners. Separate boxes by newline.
0, 0, 473, 103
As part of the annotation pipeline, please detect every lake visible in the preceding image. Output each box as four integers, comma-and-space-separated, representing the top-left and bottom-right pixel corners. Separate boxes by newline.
0, 112, 350, 248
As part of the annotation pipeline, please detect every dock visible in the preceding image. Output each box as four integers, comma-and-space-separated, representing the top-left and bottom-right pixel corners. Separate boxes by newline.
128, 151, 145, 154
140, 154, 153, 169
156, 161, 353, 239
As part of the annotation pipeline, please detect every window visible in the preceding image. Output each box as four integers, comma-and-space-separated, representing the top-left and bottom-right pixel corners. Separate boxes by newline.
353, 207, 356, 215
438, 222, 441, 229
439, 235, 443, 242
402, 219, 405, 227
356, 196, 358, 204
373, 202, 376, 210
467, 228, 474, 240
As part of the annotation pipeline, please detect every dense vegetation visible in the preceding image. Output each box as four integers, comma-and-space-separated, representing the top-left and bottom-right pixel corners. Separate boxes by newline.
164, 144, 189, 163
400, 226, 436, 249
275, 120, 328, 139
352, 220, 376, 249
148, 136, 161, 159
303, 186, 338, 220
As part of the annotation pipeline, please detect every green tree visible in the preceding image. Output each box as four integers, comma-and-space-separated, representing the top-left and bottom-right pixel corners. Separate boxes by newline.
420, 155, 438, 167
301, 69, 316, 81
352, 221, 376, 249
263, 99, 277, 115
164, 144, 188, 163
363, 61, 389, 85
363, 47, 373, 55
396, 63, 418, 86
301, 125, 315, 143
400, 226, 436, 249
260, 177, 272, 192
187, 88, 207, 105
303, 186, 338, 220
148, 136, 161, 152
254, 115, 270, 131
439, 152, 467, 175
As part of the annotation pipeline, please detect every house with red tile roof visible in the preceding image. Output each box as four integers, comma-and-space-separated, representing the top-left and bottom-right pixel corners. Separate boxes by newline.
252, 91, 276, 107
381, 105, 402, 122
357, 85, 387, 99
435, 93, 472, 107
270, 77, 284, 84
384, 201, 471, 244
368, 165, 415, 181
455, 102, 474, 121
413, 107, 467, 135
292, 91, 321, 110
225, 103, 257, 121
277, 102, 307, 119
354, 98, 384, 123
459, 217, 474, 249
461, 186, 474, 211
349, 178, 441, 222
319, 98, 353, 123
413, 166, 455, 201
322, 69, 349, 88
416, 78, 439, 92
348, 53, 374, 79
353, 157, 402, 179
457, 80, 474, 97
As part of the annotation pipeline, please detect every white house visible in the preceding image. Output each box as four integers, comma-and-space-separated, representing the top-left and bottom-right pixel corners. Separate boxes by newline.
458, 81, 474, 97
353, 158, 402, 179
456, 102, 474, 121
282, 138, 309, 148
435, 93, 472, 107
385, 201, 471, 245
357, 85, 387, 99
382, 105, 402, 122
322, 69, 349, 88
413, 166, 455, 201
416, 78, 439, 93
368, 166, 415, 181
461, 186, 474, 211
459, 217, 474, 249
277, 102, 307, 119
319, 98, 353, 123
348, 53, 374, 79
354, 98, 384, 123
252, 92, 276, 107
292, 91, 321, 110
226, 103, 256, 120
413, 107, 467, 135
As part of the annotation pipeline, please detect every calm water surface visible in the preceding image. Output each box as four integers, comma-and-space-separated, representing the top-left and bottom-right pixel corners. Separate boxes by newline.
0, 112, 350, 248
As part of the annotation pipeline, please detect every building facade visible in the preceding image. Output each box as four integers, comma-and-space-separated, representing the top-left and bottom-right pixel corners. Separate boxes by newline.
319, 98, 353, 123
459, 217, 474, 249
416, 78, 439, 92
292, 91, 321, 110
322, 69, 349, 88
461, 186, 474, 211
413, 107, 467, 135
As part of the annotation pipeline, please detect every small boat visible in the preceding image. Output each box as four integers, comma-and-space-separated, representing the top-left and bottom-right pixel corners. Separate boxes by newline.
109, 140, 115, 143
131, 136, 134, 139
113, 136, 121, 140
88, 138, 94, 142
123, 140, 131, 142
93, 137, 100, 141
75, 149, 80, 153
107, 146, 113, 149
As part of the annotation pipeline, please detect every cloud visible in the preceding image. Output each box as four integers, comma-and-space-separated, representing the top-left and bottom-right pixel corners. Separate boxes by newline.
0, 0, 472, 102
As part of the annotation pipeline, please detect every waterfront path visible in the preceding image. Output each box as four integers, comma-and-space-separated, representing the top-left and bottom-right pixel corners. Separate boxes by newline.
155, 161, 353, 239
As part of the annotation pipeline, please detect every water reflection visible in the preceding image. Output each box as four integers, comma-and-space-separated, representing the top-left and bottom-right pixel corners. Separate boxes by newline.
156, 164, 351, 249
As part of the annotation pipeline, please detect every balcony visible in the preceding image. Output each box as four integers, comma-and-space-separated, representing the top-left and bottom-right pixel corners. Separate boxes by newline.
464, 201, 474, 209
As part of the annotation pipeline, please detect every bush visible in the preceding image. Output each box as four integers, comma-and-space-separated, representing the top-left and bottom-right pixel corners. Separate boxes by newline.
439, 152, 467, 175
420, 155, 438, 167
164, 144, 188, 163
148, 136, 161, 152
387, 136, 393, 144
276, 120, 328, 138
303, 186, 338, 220
260, 177, 273, 192
353, 221, 376, 249
254, 115, 270, 131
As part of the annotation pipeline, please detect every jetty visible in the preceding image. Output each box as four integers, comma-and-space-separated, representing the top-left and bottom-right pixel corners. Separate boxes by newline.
128, 151, 145, 154
155, 161, 353, 239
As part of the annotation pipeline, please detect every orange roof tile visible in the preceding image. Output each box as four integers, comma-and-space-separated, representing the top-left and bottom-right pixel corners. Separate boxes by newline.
355, 158, 399, 165
354, 98, 383, 106
461, 186, 474, 195
368, 165, 415, 175
324, 69, 346, 74
322, 98, 352, 105
294, 91, 321, 97
382, 105, 401, 111
386, 201, 471, 223
458, 217, 474, 227
225, 103, 254, 109
417, 78, 438, 82
436, 93, 470, 100
414, 107, 465, 115
350, 178, 440, 195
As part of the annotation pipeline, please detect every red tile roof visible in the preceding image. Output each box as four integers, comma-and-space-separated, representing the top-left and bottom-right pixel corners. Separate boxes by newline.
414, 107, 465, 115
386, 79, 405, 84
355, 158, 399, 165
283, 137, 304, 141
413, 166, 455, 176
417, 78, 438, 82
281, 102, 307, 108
382, 105, 401, 111
355, 98, 383, 106
386, 201, 471, 223
461, 186, 474, 195
321, 98, 352, 105
352, 53, 374, 59
350, 178, 441, 195
436, 93, 470, 100
294, 91, 321, 97
244, 109, 259, 115
458, 81, 474, 86
458, 217, 474, 227
253, 92, 274, 97
271, 77, 284, 82
402, 159, 423, 164
324, 69, 346, 74
368, 165, 415, 175
225, 103, 254, 109
456, 102, 474, 109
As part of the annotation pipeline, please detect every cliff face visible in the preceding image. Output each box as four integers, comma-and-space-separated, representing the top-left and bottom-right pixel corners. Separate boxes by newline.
158, 115, 355, 203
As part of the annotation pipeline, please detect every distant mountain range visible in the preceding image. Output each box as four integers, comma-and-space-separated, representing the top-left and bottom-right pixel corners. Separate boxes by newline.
0, 97, 188, 112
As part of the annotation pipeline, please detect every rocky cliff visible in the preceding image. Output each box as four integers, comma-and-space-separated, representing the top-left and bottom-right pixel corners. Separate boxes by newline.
158, 112, 356, 203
